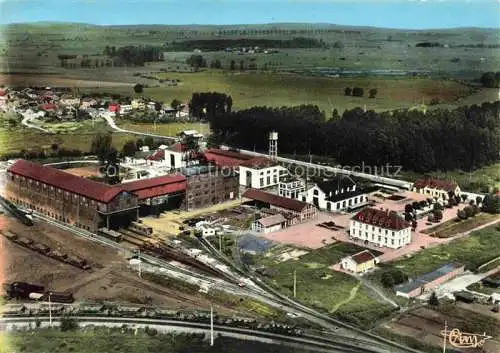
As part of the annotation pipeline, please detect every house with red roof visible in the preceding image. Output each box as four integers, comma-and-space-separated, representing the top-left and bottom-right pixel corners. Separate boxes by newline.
108, 103, 120, 113
341, 250, 379, 273
413, 178, 461, 200
40, 103, 57, 112
350, 207, 411, 249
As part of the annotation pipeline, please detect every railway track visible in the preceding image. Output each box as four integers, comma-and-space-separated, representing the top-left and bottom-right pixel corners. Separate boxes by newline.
0, 316, 386, 353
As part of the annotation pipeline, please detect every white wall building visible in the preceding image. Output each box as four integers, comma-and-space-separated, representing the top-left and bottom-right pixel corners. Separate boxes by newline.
251, 214, 287, 233
299, 176, 368, 212
239, 158, 288, 189
350, 208, 412, 249
279, 178, 305, 199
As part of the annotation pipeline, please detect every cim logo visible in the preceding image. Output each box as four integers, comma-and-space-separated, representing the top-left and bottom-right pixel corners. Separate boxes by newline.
441, 327, 492, 349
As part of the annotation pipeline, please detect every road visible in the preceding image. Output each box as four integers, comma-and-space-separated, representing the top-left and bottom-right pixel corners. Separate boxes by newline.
0, 316, 383, 353
19, 109, 52, 133
99, 112, 178, 141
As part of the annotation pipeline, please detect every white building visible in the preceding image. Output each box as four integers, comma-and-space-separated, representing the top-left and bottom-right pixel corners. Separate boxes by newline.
349, 208, 412, 249
119, 104, 133, 115
413, 179, 461, 200
299, 176, 368, 212
278, 177, 305, 199
341, 250, 379, 273
239, 158, 288, 189
251, 214, 287, 233
59, 97, 81, 106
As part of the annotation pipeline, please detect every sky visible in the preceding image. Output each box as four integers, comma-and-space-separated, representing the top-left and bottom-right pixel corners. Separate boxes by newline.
0, 0, 498, 29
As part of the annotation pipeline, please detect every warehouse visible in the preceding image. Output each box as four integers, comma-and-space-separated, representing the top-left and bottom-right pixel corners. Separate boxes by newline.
242, 188, 317, 224
5, 159, 139, 232
120, 174, 187, 216
182, 164, 239, 211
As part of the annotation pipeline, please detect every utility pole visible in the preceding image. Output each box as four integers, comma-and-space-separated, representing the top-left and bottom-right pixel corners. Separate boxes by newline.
138, 249, 142, 278
210, 305, 214, 346
442, 320, 447, 353
293, 270, 297, 298
48, 293, 52, 328
219, 233, 222, 252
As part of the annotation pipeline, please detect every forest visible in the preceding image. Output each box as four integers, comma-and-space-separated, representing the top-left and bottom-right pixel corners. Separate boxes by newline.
202, 98, 500, 173
166, 37, 327, 51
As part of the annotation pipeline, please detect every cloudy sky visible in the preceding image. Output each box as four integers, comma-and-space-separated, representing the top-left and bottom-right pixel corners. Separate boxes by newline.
0, 0, 498, 29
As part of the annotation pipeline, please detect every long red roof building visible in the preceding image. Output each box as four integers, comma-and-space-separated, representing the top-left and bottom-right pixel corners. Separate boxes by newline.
120, 174, 186, 200
352, 207, 410, 231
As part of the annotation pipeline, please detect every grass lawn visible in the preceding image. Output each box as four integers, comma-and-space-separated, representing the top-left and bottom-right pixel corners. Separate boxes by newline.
1, 327, 313, 353
80, 70, 472, 114
254, 243, 395, 328
422, 212, 500, 238
401, 163, 500, 194
382, 225, 500, 277
466, 281, 500, 295
116, 120, 211, 137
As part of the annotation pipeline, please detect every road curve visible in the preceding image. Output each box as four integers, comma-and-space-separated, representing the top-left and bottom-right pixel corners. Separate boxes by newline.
100, 113, 178, 141
0, 316, 380, 353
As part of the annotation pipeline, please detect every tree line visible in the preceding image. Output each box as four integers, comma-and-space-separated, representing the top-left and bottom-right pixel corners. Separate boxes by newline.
104, 45, 164, 66
479, 72, 500, 88
190, 92, 233, 121
208, 101, 500, 173
167, 37, 327, 51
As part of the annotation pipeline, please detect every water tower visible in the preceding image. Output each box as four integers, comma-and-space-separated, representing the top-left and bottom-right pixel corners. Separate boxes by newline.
269, 131, 278, 160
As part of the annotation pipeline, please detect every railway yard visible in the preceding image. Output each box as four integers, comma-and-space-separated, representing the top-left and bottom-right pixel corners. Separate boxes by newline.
0, 214, 245, 316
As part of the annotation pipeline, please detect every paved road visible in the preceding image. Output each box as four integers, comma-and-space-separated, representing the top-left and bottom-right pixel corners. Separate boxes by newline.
100, 113, 178, 141
19, 109, 52, 133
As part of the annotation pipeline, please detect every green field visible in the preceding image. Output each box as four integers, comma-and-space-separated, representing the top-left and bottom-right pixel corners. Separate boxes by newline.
1, 327, 312, 353
422, 213, 500, 238
0, 118, 210, 156
78, 70, 476, 114
381, 225, 500, 277
254, 243, 395, 328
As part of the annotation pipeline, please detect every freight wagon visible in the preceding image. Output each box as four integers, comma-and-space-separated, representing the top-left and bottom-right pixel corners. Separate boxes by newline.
98, 228, 123, 242
129, 221, 153, 237
41, 291, 74, 304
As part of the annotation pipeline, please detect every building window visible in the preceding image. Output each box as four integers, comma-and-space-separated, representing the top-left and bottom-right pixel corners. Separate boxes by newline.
313, 189, 319, 196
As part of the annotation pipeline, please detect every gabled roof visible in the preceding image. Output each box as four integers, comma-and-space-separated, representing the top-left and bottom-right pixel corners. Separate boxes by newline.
256, 214, 287, 227
7, 160, 124, 203
315, 176, 356, 195
147, 149, 165, 161
350, 250, 377, 264
352, 207, 410, 231
120, 174, 186, 200
395, 262, 464, 294
243, 188, 312, 213
414, 178, 458, 193
203, 148, 253, 168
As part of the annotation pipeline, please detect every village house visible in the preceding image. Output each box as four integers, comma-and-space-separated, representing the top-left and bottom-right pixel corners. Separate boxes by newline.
251, 213, 287, 233
59, 96, 81, 107
341, 250, 379, 273
131, 99, 145, 110
413, 178, 461, 200
300, 176, 369, 212
350, 207, 412, 249
119, 104, 133, 115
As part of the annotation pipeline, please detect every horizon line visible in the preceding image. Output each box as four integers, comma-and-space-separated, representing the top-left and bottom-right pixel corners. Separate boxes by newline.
1, 20, 497, 32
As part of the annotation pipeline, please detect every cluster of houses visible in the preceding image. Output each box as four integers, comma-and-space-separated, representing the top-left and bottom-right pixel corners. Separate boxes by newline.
0, 86, 189, 120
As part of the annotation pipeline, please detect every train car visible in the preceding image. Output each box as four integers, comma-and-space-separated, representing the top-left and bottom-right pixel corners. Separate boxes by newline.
42, 291, 74, 304
65, 255, 91, 270
49, 250, 68, 261
1, 230, 18, 241
98, 228, 123, 242
129, 221, 153, 237
16, 236, 33, 247
7, 282, 45, 299
31, 243, 51, 255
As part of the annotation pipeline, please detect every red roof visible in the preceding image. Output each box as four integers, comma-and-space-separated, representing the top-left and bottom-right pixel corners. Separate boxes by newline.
352, 207, 410, 231
350, 250, 377, 264
147, 150, 165, 161
108, 103, 120, 112
0, 89, 7, 96
240, 156, 277, 169
204, 148, 253, 168
7, 160, 124, 203
120, 174, 186, 200
41, 103, 57, 111
414, 178, 458, 193
242, 188, 312, 213
170, 143, 188, 153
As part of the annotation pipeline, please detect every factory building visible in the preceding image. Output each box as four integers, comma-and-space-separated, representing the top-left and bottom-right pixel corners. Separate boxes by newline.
5, 160, 139, 232
120, 174, 187, 216
182, 165, 239, 211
